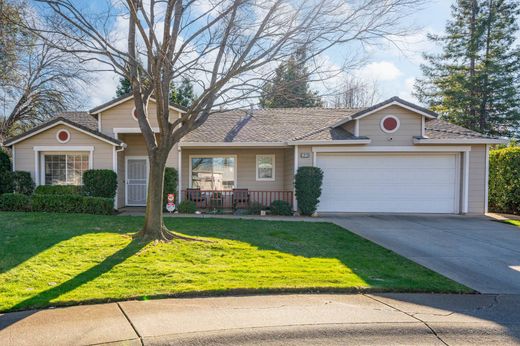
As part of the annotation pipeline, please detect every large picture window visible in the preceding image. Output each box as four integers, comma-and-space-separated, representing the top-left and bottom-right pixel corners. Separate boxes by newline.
44, 154, 89, 185
191, 156, 236, 190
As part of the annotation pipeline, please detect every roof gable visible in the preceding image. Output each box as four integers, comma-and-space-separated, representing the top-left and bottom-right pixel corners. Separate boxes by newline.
332, 96, 437, 128
3, 117, 123, 147
89, 93, 187, 114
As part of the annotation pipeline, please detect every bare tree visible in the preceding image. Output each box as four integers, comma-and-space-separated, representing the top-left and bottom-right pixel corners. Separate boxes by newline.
32, 0, 423, 240
332, 75, 380, 108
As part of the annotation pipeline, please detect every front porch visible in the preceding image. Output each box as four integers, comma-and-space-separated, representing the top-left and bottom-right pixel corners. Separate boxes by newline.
181, 189, 293, 210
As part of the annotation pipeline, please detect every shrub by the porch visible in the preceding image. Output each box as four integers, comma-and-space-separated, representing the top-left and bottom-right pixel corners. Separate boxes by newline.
163, 167, 178, 205
34, 185, 82, 195
0, 149, 13, 195
270, 200, 292, 216
0, 193, 31, 211
32, 194, 114, 215
12, 171, 34, 195
489, 147, 520, 214
82, 169, 118, 198
247, 201, 264, 215
294, 166, 323, 216
178, 200, 196, 213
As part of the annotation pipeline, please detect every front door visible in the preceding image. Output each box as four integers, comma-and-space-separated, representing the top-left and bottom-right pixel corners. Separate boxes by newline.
126, 157, 148, 206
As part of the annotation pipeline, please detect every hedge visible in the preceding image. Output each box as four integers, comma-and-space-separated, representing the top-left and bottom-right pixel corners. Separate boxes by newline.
0, 193, 31, 211
82, 169, 118, 198
12, 171, 34, 195
269, 200, 292, 216
34, 185, 82, 195
32, 194, 114, 215
177, 200, 196, 213
163, 167, 178, 205
294, 166, 323, 216
0, 149, 12, 194
489, 147, 520, 214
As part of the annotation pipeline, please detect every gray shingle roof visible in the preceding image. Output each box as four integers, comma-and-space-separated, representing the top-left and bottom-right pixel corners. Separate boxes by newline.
424, 119, 496, 140
182, 108, 359, 143
293, 126, 368, 141
55, 112, 97, 130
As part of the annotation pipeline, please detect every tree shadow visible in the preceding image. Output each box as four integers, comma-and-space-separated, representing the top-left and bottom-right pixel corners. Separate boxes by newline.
0, 239, 146, 329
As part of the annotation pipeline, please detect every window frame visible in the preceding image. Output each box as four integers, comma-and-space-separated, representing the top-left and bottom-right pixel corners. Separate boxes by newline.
42, 152, 91, 186
256, 154, 275, 181
189, 155, 238, 190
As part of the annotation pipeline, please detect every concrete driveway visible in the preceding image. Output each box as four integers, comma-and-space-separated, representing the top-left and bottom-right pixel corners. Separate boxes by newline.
330, 215, 520, 294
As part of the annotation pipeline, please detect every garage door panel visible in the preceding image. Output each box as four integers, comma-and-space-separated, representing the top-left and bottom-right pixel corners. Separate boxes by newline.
317, 153, 458, 213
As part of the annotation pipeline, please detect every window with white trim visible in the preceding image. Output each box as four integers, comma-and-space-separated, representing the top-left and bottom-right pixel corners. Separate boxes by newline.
256, 155, 275, 181
191, 156, 236, 190
44, 154, 89, 185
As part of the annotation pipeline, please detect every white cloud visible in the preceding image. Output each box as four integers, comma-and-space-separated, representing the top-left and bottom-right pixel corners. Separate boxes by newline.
398, 77, 418, 102
357, 61, 402, 81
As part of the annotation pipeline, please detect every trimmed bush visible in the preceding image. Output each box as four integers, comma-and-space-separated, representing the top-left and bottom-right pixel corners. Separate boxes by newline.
82, 169, 117, 198
489, 147, 520, 214
247, 201, 265, 215
0, 149, 11, 172
295, 166, 323, 216
178, 200, 196, 213
270, 200, 292, 216
163, 167, 178, 205
32, 194, 114, 215
12, 171, 34, 195
0, 193, 31, 211
35, 185, 82, 195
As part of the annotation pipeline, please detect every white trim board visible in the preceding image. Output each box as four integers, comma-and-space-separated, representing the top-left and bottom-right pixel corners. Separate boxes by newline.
312, 146, 472, 153
180, 142, 288, 148
288, 139, 371, 145
113, 127, 160, 134
89, 96, 186, 115
6, 121, 120, 146
414, 138, 507, 144
485, 144, 490, 213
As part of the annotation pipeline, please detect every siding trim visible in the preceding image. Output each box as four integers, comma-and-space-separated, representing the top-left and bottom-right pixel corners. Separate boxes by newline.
293, 145, 298, 211
463, 151, 470, 213
485, 144, 489, 213
12, 145, 15, 171
312, 145, 472, 153
114, 127, 160, 134
414, 138, 506, 144
178, 148, 182, 203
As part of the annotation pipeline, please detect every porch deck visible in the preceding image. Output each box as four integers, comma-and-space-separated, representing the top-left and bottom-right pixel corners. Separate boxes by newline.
182, 189, 293, 210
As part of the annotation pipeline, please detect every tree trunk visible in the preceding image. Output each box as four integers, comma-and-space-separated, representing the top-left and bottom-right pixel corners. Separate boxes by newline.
139, 154, 171, 241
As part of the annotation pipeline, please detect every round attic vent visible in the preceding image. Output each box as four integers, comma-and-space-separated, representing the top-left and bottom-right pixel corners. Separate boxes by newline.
56, 129, 70, 143
380, 115, 400, 133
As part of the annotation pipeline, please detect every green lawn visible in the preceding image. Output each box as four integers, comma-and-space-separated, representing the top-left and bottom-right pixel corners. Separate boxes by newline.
0, 212, 470, 311
505, 219, 520, 227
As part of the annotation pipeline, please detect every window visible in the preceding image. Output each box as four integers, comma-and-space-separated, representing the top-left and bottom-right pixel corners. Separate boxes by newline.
44, 154, 89, 185
191, 156, 236, 190
256, 155, 275, 181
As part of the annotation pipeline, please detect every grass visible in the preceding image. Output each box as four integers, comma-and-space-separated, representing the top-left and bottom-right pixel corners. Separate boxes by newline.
0, 212, 470, 312
505, 219, 520, 227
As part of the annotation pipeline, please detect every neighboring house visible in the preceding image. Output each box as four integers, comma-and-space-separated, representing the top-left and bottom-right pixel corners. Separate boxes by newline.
2, 95, 507, 214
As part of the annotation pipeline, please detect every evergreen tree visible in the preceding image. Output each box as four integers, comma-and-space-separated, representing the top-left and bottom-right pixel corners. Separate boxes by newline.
260, 47, 322, 108
414, 0, 520, 137
115, 76, 132, 97
170, 77, 195, 107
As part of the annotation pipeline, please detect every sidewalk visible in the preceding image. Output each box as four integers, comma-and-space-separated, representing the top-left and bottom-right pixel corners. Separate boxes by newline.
1, 293, 520, 345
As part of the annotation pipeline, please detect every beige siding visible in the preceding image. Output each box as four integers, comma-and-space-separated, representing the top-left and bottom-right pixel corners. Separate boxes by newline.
99, 98, 182, 136
116, 133, 179, 207
358, 105, 422, 146
297, 146, 313, 167
468, 144, 487, 214
284, 147, 295, 190
14, 124, 114, 183
180, 148, 288, 191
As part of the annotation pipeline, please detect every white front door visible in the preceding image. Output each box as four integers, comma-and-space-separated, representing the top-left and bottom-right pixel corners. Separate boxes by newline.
316, 153, 459, 213
126, 157, 148, 206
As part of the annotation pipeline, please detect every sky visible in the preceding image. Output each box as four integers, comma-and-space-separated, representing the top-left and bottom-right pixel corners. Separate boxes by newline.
83, 0, 455, 109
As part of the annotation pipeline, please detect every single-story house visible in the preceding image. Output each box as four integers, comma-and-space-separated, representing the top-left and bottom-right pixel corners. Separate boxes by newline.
2, 95, 507, 214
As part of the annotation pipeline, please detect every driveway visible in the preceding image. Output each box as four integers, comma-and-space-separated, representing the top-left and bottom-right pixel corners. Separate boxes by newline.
330, 214, 520, 294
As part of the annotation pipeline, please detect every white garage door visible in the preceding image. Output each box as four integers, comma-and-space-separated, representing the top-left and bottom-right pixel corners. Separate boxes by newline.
316, 153, 458, 213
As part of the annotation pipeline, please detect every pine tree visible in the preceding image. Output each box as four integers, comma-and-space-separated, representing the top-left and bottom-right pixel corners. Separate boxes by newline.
115, 76, 132, 97
170, 77, 195, 107
260, 47, 322, 108
414, 0, 520, 137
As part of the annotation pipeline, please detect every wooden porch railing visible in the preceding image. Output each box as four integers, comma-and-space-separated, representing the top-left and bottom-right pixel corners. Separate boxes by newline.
182, 189, 293, 210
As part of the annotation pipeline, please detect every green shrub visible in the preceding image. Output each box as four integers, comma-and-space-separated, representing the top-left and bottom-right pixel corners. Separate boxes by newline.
489, 147, 520, 214
34, 185, 82, 195
0, 149, 11, 172
247, 201, 265, 215
163, 167, 178, 205
178, 200, 196, 213
82, 169, 118, 198
32, 194, 113, 215
270, 200, 292, 216
0, 171, 13, 195
12, 171, 34, 195
0, 193, 31, 211
295, 166, 323, 216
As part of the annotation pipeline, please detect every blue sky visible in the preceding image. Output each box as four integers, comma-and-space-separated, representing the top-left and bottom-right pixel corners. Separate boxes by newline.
85, 0, 455, 108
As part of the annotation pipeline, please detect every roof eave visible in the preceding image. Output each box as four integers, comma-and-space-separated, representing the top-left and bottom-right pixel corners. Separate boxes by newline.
413, 138, 508, 145
88, 94, 187, 114
288, 139, 371, 145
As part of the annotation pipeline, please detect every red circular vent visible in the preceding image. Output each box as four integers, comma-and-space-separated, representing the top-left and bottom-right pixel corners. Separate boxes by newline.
381, 116, 399, 133
57, 130, 70, 143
